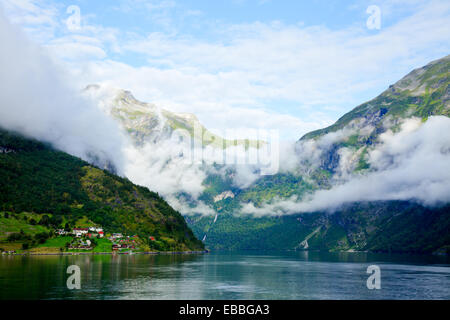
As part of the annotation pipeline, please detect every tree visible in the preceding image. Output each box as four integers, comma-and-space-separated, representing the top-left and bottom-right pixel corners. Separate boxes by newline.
34, 232, 49, 244
49, 214, 63, 227
90, 238, 98, 247
39, 215, 50, 226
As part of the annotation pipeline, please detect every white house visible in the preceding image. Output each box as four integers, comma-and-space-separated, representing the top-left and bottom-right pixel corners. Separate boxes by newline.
72, 228, 88, 237
56, 229, 67, 235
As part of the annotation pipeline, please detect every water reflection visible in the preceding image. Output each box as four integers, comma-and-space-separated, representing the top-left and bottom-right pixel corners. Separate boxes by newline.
0, 252, 449, 300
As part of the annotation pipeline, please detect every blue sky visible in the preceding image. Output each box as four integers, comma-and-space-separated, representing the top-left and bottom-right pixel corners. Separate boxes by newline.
1, 0, 449, 139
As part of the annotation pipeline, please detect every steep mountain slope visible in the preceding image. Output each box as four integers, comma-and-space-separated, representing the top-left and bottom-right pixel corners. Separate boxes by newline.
85, 84, 263, 149
0, 128, 204, 252
81, 55, 449, 254
230, 55, 450, 200
303, 54, 450, 141
188, 55, 450, 253
188, 201, 450, 254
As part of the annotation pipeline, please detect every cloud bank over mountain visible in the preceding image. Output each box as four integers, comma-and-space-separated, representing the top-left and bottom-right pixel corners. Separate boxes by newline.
86, 82, 450, 217
0, 11, 126, 173
3, 0, 450, 140
1, 3, 449, 219
242, 116, 450, 216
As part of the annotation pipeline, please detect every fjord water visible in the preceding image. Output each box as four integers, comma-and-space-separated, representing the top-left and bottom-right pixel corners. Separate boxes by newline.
0, 252, 449, 300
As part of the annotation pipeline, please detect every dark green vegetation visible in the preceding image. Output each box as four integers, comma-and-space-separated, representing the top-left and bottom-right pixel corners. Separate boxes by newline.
188, 202, 450, 255
189, 55, 450, 254
0, 128, 204, 252
239, 174, 314, 206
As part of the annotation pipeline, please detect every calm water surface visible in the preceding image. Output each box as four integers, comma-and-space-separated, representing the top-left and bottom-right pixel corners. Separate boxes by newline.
0, 251, 449, 300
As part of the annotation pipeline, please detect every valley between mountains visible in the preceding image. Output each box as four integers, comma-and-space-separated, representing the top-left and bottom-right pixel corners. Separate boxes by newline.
1, 55, 449, 255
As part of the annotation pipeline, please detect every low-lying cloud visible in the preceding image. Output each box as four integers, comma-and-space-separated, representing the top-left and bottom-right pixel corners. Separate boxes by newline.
2, 8, 449, 219
0, 11, 125, 173
242, 116, 450, 216
84, 80, 450, 217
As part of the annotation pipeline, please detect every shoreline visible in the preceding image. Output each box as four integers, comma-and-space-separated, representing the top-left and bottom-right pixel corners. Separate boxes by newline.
1, 250, 209, 256
3, 249, 447, 257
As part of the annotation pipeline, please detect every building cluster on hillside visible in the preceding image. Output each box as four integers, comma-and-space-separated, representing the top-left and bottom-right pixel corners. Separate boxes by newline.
1, 250, 16, 255
111, 234, 138, 251
68, 238, 92, 250
56, 229, 67, 236
109, 233, 123, 240
55, 226, 104, 238
52, 225, 144, 252
72, 227, 104, 238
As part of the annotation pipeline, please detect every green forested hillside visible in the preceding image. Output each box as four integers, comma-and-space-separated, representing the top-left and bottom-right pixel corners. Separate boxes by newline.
188, 201, 450, 254
0, 128, 204, 251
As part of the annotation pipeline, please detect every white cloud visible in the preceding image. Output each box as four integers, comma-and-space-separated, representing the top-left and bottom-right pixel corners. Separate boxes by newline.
72, 0, 450, 140
1, 1, 449, 218
0, 11, 126, 173
242, 116, 450, 216
119, 0, 449, 105
123, 140, 207, 199
3, 0, 449, 140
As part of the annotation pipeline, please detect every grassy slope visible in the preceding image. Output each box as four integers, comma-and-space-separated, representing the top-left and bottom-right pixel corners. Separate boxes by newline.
0, 128, 204, 252
37, 236, 72, 248
0, 214, 50, 242
93, 238, 113, 252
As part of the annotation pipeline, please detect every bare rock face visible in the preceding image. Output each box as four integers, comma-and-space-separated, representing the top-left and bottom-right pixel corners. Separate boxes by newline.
213, 191, 235, 203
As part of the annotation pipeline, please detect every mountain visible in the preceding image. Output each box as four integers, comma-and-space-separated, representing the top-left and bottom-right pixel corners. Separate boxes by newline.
82, 55, 449, 255
187, 55, 450, 254
302, 55, 450, 141
0, 127, 204, 252
188, 201, 450, 254
85, 84, 263, 149
288, 54, 450, 190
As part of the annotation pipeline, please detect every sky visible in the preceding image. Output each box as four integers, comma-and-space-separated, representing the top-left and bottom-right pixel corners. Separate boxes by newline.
1, 0, 449, 140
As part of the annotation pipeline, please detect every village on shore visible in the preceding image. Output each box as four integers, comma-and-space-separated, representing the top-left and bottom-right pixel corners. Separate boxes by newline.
58, 226, 143, 251
1, 223, 157, 255
1, 212, 208, 256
